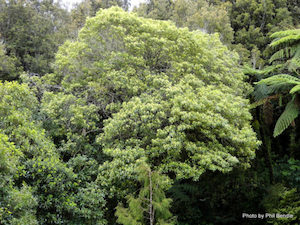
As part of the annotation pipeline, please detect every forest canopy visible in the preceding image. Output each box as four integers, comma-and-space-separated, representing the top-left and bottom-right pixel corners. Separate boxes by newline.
1, 1, 300, 225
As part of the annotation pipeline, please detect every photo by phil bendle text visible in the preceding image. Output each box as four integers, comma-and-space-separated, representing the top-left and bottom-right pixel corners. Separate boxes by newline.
242, 213, 293, 219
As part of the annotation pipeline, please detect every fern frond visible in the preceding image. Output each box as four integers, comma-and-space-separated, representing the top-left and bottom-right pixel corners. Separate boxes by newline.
288, 44, 300, 58
250, 94, 280, 109
244, 65, 281, 80
262, 65, 281, 74
269, 49, 289, 63
253, 84, 269, 101
169, 183, 199, 202
270, 34, 300, 49
243, 66, 263, 76
269, 45, 300, 64
288, 57, 300, 72
250, 98, 268, 109
270, 29, 300, 39
267, 83, 293, 94
279, 94, 282, 106
255, 74, 300, 86
290, 84, 300, 94
273, 99, 299, 137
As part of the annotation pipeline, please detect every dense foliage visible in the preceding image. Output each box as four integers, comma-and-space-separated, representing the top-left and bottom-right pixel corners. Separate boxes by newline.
0, 0, 71, 79
1, 1, 300, 225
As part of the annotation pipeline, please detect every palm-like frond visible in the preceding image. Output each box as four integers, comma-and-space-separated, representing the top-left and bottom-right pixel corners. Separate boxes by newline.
255, 74, 300, 86
288, 50, 300, 72
250, 94, 280, 109
270, 29, 300, 51
273, 99, 299, 137
290, 85, 300, 94
250, 97, 269, 109
253, 84, 270, 101
267, 83, 293, 94
270, 34, 300, 49
289, 44, 300, 59
254, 75, 300, 99
269, 30, 300, 73
269, 48, 292, 63
270, 29, 300, 39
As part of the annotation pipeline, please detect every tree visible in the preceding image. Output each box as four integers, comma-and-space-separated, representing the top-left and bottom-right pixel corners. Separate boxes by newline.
44, 7, 259, 223
54, 6, 252, 115
49, 6, 260, 190
0, 42, 21, 81
171, 0, 234, 44
97, 74, 260, 194
115, 163, 176, 225
45, 6, 254, 194
0, 133, 38, 225
134, 0, 173, 20
134, 0, 234, 44
70, 0, 131, 33
228, 0, 296, 66
0, 81, 107, 224
0, 0, 72, 77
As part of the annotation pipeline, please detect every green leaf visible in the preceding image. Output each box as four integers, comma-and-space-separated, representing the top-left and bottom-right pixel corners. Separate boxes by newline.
274, 100, 299, 137
255, 74, 300, 86
289, 84, 300, 94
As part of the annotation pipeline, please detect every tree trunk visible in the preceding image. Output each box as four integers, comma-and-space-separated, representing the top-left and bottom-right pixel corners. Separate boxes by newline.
260, 110, 274, 184
149, 170, 154, 225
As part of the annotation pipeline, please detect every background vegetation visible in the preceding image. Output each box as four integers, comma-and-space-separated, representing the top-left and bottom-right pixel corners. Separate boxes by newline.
0, 0, 300, 224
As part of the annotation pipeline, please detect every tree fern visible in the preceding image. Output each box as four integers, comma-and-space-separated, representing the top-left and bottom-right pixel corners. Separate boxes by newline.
253, 84, 270, 101
254, 29, 300, 137
273, 100, 299, 137
269, 29, 300, 72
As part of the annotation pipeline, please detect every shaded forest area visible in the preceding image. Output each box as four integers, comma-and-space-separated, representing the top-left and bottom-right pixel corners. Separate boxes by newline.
0, 0, 300, 224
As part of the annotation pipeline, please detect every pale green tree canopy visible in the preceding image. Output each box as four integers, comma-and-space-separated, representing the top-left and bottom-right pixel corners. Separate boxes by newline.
52, 7, 260, 196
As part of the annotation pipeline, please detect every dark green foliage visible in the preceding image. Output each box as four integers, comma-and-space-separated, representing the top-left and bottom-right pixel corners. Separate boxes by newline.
0, 81, 107, 224
1, 2, 300, 225
263, 184, 300, 225
228, 0, 296, 64
134, 0, 234, 44
0, 0, 71, 78
169, 166, 270, 225
273, 100, 299, 137
0, 43, 21, 81
274, 157, 300, 189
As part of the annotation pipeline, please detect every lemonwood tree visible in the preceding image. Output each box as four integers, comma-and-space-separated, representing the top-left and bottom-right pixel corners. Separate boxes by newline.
48, 8, 260, 197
